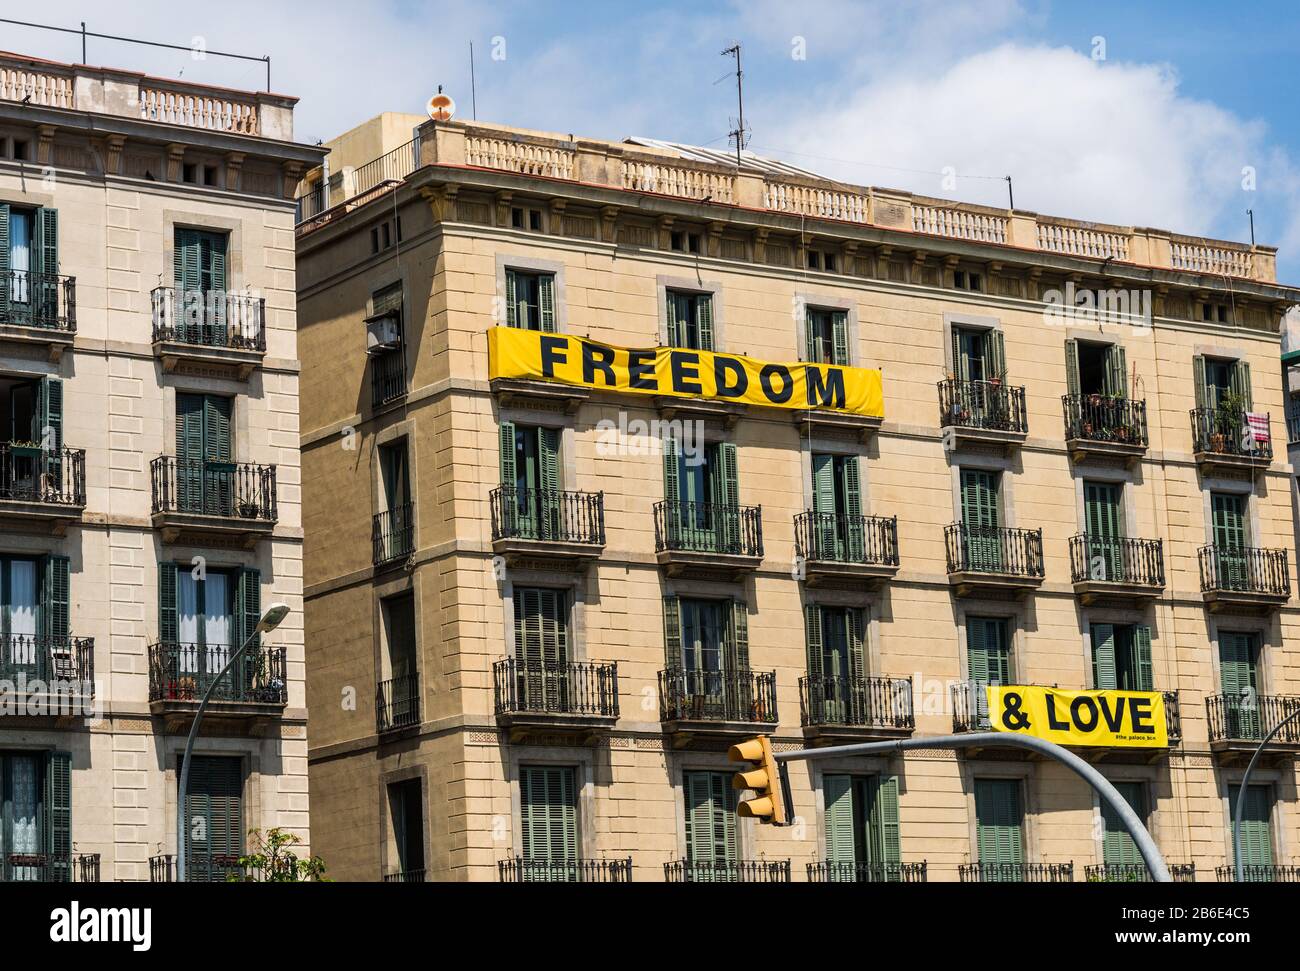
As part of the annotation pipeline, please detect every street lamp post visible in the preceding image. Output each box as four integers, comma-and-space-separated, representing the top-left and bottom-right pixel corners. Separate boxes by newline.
1233, 703, 1300, 882
176, 602, 290, 883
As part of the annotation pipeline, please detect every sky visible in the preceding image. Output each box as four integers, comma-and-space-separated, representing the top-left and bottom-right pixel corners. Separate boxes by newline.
5, 0, 1300, 282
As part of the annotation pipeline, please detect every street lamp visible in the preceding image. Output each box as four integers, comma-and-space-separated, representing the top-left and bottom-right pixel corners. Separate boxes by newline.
176, 602, 290, 882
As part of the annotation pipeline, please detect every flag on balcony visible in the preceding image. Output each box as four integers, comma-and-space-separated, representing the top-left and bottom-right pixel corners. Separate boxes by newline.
1246, 412, 1270, 445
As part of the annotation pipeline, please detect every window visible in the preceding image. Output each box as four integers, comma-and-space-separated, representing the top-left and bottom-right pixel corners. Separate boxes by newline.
511, 206, 543, 232
175, 393, 234, 515
369, 284, 406, 408
0, 136, 31, 161
670, 230, 702, 254
663, 440, 739, 551
499, 422, 560, 540
953, 269, 982, 292
388, 778, 424, 879
379, 439, 410, 514
950, 326, 1005, 383
1218, 631, 1259, 708
1091, 624, 1152, 691
512, 588, 570, 710
823, 774, 900, 878
0, 203, 58, 322
519, 765, 577, 872
1083, 480, 1125, 579
379, 594, 418, 728
1065, 340, 1127, 398
809, 453, 863, 559
0, 554, 68, 676
807, 249, 838, 272
369, 217, 402, 255
967, 617, 1010, 685
179, 755, 242, 882
1228, 785, 1274, 869
158, 563, 260, 695
683, 770, 737, 868
374, 440, 413, 564
805, 605, 866, 722
1101, 781, 1146, 866
1210, 492, 1249, 584
664, 597, 747, 678
974, 779, 1024, 872
805, 308, 848, 365
0, 751, 71, 882
1202, 302, 1231, 324
666, 290, 713, 350
960, 468, 1002, 570
504, 269, 556, 331
0, 373, 62, 455
1194, 355, 1251, 412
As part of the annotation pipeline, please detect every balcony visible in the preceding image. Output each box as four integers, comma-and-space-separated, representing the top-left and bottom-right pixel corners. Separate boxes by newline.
492, 658, 619, 742
498, 857, 633, 882
0, 271, 76, 359
149, 853, 247, 883
371, 347, 407, 410
798, 675, 914, 744
1085, 863, 1197, 883
657, 668, 777, 746
664, 859, 791, 882
372, 504, 415, 568
959, 863, 1074, 883
653, 500, 763, 580
944, 523, 1044, 597
0, 633, 95, 721
151, 287, 266, 380
938, 379, 1028, 452
1063, 394, 1148, 464
793, 512, 899, 588
0, 853, 101, 882
147, 642, 286, 734
1215, 865, 1300, 883
150, 457, 277, 548
377, 673, 421, 734
1190, 408, 1272, 476
1068, 535, 1165, 604
489, 486, 605, 569
1197, 545, 1290, 612
807, 861, 928, 883
382, 868, 426, 883
1206, 693, 1300, 763
0, 444, 86, 534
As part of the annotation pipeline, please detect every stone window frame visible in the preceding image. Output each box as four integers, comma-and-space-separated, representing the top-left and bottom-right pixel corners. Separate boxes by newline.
499, 571, 591, 664
506, 748, 600, 861
371, 568, 420, 685
656, 274, 726, 350
959, 765, 1040, 869
1206, 615, 1277, 697
954, 602, 1026, 685
162, 209, 246, 292
805, 751, 900, 861
1216, 772, 1287, 868
668, 753, 756, 864
1077, 607, 1163, 692
793, 291, 861, 366
495, 253, 568, 332
950, 454, 1019, 529
494, 407, 578, 493
800, 589, 884, 680
377, 763, 431, 880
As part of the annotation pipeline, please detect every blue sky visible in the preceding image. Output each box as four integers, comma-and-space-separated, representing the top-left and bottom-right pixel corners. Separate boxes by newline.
8, 0, 1300, 281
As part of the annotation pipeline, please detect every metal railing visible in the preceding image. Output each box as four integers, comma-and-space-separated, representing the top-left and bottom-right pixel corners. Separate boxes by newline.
150, 457, 277, 522
1190, 407, 1272, 460
1288, 401, 1300, 446
493, 658, 619, 718
295, 183, 327, 223
151, 287, 266, 351
1, 853, 102, 882
1068, 534, 1165, 587
657, 668, 778, 724
0, 443, 86, 506
794, 512, 898, 566
807, 861, 928, 883
799, 675, 914, 731
354, 139, 418, 198
372, 504, 415, 566
371, 347, 406, 408
653, 500, 763, 557
149, 853, 247, 882
0, 271, 76, 331
938, 379, 1028, 434
944, 523, 1045, 578
377, 672, 420, 732
1085, 863, 1196, 883
1197, 545, 1289, 597
1164, 691, 1183, 743
1063, 394, 1148, 448
382, 868, 426, 883
147, 643, 287, 705
1216, 865, 1300, 883
0, 634, 94, 691
1207, 693, 1300, 744
489, 486, 605, 546
664, 859, 791, 883
498, 857, 633, 883
959, 862, 1074, 883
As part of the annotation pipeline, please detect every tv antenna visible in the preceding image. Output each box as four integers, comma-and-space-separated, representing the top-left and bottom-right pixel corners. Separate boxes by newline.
721, 43, 749, 167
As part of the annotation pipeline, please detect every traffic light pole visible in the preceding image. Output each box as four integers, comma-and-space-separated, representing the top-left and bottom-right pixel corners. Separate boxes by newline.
775, 732, 1172, 883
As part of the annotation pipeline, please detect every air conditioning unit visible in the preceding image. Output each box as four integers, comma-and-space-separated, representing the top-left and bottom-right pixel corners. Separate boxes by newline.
365, 312, 401, 354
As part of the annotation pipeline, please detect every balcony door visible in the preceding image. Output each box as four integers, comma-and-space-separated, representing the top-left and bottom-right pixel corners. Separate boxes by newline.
664, 440, 737, 552
382, 593, 417, 725
499, 422, 559, 541
811, 453, 862, 561
1228, 784, 1274, 871
974, 779, 1024, 878
805, 605, 865, 724
388, 778, 424, 879
378, 439, 412, 559
1084, 481, 1125, 581
513, 588, 569, 711
179, 754, 242, 882
177, 568, 233, 689
1091, 624, 1153, 692
519, 765, 578, 879
967, 617, 1010, 728
684, 770, 737, 875
823, 774, 900, 881
960, 469, 1002, 571
1101, 781, 1146, 867
173, 228, 228, 344
679, 598, 726, 703
0, 557, 38, 675
1211, 492, 1249, 589
0, 204, 57, 324
176, 393, 233, 515
1065, 340, 1127, 398
1219, 631, 1260, 739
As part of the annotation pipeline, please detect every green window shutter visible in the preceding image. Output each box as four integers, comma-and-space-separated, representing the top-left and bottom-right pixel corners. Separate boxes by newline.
176, 393, 204, 463
1106, 344, 1128, 397
804, 603, 824, 682
37, 376, 63, 452
662, 433, 680, 503
1091, 624, 1117, 690
235, 567, 261, 648
842, 456, 863, 518
1229, 785, 1274, 868
951, 327, 967, 381
175, 228, 200, 292
207, 232, 228, 292
1064, 339, 1080, 397
1211, 493, 1247, 549
36, 206, 58, 276
539, 428, 560, 494
811, 451, 837, 547
537, 274, 556, 332
514, 587, 541, 666
831, 311, 849, 365
719, 442, 739, 508
159, 562, 178, 643
805, 309, 821, 363
1084, 482, 1123, 540
727, 599, 750, 671
1192, 355, 1207, 411
44, 751, 72, 881
0, 202, 10, 319
987, 329, 1006, 379
183, 755, 243, 880
42, 555, 70, 641
975, 779, 1024, 867
867, 775, 902, 866
967, 617, 990, 683
1218, 632, 1258, 696
205, 395, 232, 461
520, 766, 577, 863
504, 269, 519, 328
1132, 626, 1154, 692
662, 596, 682, 667
823, 774, 856, 867
499, 421, 517, 485
1231, 360, 1253, 410
961, 470, 1000, 529
668, 292, 690, 347
1102, 781, 1145, 865
695, 294, 714, 351
684, 771, 737, 866
847, 607, 866, 682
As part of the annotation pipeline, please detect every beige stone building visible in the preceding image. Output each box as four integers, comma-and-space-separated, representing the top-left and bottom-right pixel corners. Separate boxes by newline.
299, 112, 1300, 883
0, 51, 321, 881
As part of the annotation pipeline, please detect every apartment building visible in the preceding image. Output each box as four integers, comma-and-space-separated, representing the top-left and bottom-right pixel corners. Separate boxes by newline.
299, 113, 1300, 883
0, 51, 321, 881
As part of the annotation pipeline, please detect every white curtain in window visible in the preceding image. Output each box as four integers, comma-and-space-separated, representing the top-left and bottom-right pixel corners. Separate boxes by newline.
12, 755, 40, 869
8, 560, 38, 665
10, 212, 31, 303
203, 573, 231, 674
178, 572, 200, 673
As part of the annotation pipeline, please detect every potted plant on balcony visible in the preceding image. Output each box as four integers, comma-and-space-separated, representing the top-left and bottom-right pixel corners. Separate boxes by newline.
238, 500, 261, 519
1212, 391, 1247, 452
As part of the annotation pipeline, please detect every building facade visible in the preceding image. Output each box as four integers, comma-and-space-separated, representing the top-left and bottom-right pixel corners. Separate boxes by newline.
300, 114, 1300, 883
0, 52, 320, 881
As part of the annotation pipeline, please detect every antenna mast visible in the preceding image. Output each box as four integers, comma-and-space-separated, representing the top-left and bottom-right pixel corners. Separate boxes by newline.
721, 43, 748, 167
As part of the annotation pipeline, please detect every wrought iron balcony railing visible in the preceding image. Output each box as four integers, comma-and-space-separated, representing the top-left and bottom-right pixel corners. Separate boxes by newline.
799, 675, 914, 731
490, 486, 605, 546
1198, 545, 1290, 597
1206, 693, 1300, 744
498, 857, 633, 882
1085, 863, 1196, 883
944, 523, 1044, 578
382, 868, 426, 883
939, 379, 1028, 434
149, 853, 247, 882
150, 456, 277, 522
657, 667, 778, 724
150, 287, 266, 351
807, 861, 928, 883
653, 500, 763, 558
1068, 534, 1165, 587
147, 642, 286, 705
372, 504, 414, 566
1288, 399, 1300, 446
1215, 865, 1300, 883
0, 633, 94, 691
0, 270, 76, 331
1190, 407, 1272, 460
959, 862, 1074, 883
0, 853, 100, 882
794, 511, 899, 565
0, 444, 85, 506
1063, 393, 1148, 447
371, 347, 406, 409
664, 859, 791, 883
377, 672, 420, 733
493, 658, 619, 718
1164, 690, 1183, 743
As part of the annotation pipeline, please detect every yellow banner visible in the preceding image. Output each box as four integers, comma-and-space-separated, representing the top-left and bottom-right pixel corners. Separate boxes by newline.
985, 685, 1168, 748
487, 327, 884, 417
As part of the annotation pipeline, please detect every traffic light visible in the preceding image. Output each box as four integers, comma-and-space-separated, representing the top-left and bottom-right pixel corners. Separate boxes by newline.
729, 735, 790, 825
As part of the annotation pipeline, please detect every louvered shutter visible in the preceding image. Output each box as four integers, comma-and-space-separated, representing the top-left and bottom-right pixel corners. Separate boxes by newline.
37, 375, 62, 453
1232, 360, 1253, 410
235, 568, 261, 693
42, 555, 70, 642
1230, 785, 1274, 869
504, 269, 519, 328
1064, 339, 1080, 397
843, 456, 864, 561
810, 453, 838, 558
499, 421, 517, 487
662, 596, 682, 668
867, 775, 902, 868
34, 207, 58, 322
975, 779, 1023, 867
695, 294, 714, 351
1192, 355, 1208, 411
159, 562, 178, 644
1091, 624, 1117, 690
727, 599, 750, 672
987, 329, 1007, 379
831, 311, 849, 366
967, 617, 990, 684
44, 751, 72, 881
539, 427, 561, 540
847, 607, 866, 683
1107, 344, 1128, 397
184, 755, 243, 881
0, 202, 10, 319
1133, 626, 1154, 692
823, 774, 855, 872
176, 393, 206, 510
951, 327, 967, 381
804, 604, 824, 683
684, 771, 737, 868
537, 274, 556, 332
717, 441, 740, 552
175, 228, 200, 292
667, 292, 690, 347
1101, 781, 1145, 866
